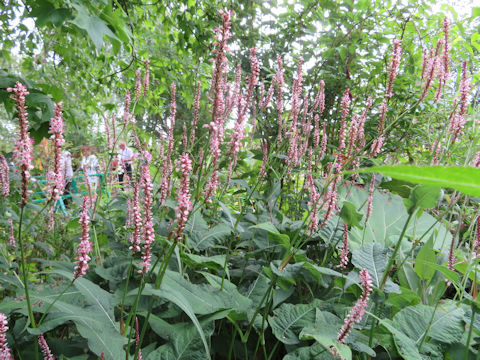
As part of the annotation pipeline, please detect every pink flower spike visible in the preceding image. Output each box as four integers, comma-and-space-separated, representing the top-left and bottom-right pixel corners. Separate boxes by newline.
0, 154, 9, 197
170, 153, 193, 242
442, 17, 450, 82
386, 39, 402, 98
129, 181, 143, 254
337, 222, 349, 269
143, 59, 150, 98
139, 152, 155, 275
135, 68, 142, 100
337, 268, 372, 343
123, 90, 131, 126
8, 82, 34, 206
38, 334, 55, 360
365, 175, 375, 223
73, 197, 92, 280
0, 312, 13, 360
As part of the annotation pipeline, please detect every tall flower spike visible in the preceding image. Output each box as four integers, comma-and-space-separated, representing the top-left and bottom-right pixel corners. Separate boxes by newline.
203, 11, 232, 202
74, 197, 92, 280
160, 83, 177, 204
123, 90, 131, 126
135, 317, 143, 360
386, 39, 402, 98
446, 235, 455, 285
337, 222, 349, 268
0, 313, 13, 360
129, 181, 142, 254
275, 55, 285, 143
442, 17, 450, 82
189, 81, 201, 150
338, 89, 352, 154
0, 154, 9, 197
474, 215, 480, 256
140, 151, 154, 275
143, 59, 150, 98
135, 68, 142, 100
7, 82, 34, 206
171, 153, 192, 242
365, 175, 375, 224
337, 268, 372, 343
47, 102, 65, 229
38, 334, 55, 360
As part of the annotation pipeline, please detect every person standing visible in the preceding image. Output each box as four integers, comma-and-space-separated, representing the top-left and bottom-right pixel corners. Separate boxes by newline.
80, 145, 100, 189
118, 141, 133, 190
60, 149, 74, 206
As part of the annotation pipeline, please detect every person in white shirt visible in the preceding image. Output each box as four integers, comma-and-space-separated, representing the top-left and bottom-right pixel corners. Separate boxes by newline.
60, 150, 73, 206
118, 141, 133, 190
80, 145, 100, 189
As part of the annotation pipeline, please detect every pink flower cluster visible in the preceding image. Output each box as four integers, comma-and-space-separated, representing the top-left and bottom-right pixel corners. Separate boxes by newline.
160, 83, 177, 204
386, 39, 402, 98
203, 10, 233, 202
338, 88, 352, 154
38, 334, 55, 360
0, 154, 9, 197
365, 175, 375, 223
227, 97, 247, 184
129, 182, 143, 254
337, 268, 372, 343
449, 61, 471, 142
337, 222, 349, 269
135, 68, 142, 100
0, 312, 12, 360
370, 135, 384, 157
7, 82, 34, 206
172, 153, 192, 242
74, 197, 92, 280
48, 102, 66, 206
123, 90, 131, 126
140, 151, 154, 275
275, 55, 285, 143
143, 59, 150, 98
189, 81, 201, 150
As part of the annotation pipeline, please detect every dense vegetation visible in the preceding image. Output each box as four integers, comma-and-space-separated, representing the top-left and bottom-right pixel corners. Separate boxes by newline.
1, 0, 480, 359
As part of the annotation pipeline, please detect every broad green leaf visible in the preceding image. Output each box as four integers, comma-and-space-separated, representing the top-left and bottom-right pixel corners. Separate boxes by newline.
143, 284, 210, 359
351, 243, 400, 293
354, 166, 480, 198
251, 222, 291, 249
339, 201, 363, 228
192, 224, 231, 251
268, 303, 316, 345
49, 270, 116, 329
340, 186, 449, 252
31, 299, 126, 360
414, 237, 436, 281
283, 343, 335, 360
70, 4, 119, 49
393, 301, 464, 345
408, 185, 440, 212
270, 260, 304, 283
379, 318, 422, 360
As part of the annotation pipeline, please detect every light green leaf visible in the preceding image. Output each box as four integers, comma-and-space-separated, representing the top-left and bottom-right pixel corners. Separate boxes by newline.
353, 166, 480, 198
414, 237, 436, 281
70, 4, 119, 49
339, 201, 363, 228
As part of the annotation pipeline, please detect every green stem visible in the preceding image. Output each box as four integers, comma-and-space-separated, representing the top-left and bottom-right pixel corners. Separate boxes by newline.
379, 211, 414, 290
37, 281, 74, 326
417, 301, 439, 352
465, 304, 476, 360
134, 242, 178, 360
18, 206, 36, 328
